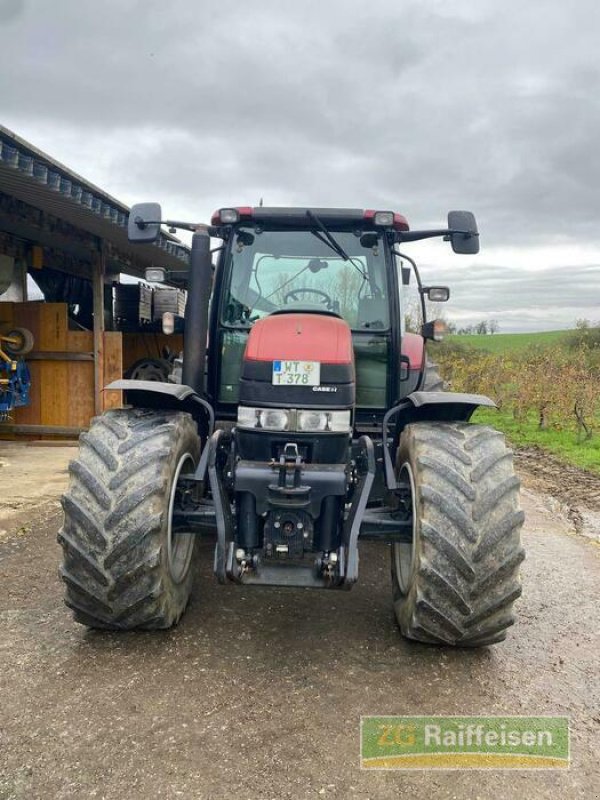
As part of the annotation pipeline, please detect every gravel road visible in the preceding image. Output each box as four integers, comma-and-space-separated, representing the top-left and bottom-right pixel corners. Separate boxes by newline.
0, 454, 598, 799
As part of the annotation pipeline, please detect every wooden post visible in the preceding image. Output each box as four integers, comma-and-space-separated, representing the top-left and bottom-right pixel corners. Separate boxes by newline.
93, 241, 105, 415
18, 256, 28, 300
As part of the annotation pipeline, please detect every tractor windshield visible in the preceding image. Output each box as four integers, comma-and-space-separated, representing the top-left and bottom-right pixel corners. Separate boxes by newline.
221, 228, 390, 330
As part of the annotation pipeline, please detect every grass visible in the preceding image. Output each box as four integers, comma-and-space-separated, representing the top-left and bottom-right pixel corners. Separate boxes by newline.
473, 407, 600, 475
448, 330, 572, 353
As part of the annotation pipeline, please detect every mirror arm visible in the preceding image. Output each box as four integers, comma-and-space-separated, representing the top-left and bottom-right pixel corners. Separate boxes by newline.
396, 228, 479, 243
133, 218, 219, 236
133, 215, 156, 230
146, 246, 222, 284
165, 220, 205, 233
396, 228, 449, 243
450, 228, 479, 239
393, 249, 426, 323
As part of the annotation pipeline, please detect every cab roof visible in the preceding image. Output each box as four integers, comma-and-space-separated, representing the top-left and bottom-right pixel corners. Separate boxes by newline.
211, 206, 410, 231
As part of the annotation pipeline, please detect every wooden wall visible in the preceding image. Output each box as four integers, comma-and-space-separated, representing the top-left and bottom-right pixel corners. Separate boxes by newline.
122, 332, 184, 369
103, 331, 123, 412
0, 302, 122, 434
0, 302, 185, 438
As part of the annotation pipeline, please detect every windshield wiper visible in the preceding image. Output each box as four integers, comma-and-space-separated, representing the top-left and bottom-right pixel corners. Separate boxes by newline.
306, 210, 367, 279
306, 210, 351, 260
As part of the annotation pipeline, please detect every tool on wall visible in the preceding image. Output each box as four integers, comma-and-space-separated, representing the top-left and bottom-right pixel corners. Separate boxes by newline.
0, 327, 34, 420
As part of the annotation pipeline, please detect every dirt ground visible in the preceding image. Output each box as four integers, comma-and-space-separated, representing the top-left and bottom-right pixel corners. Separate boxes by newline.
0, 443, 77, 540
514, 446, 600, 541
0, 442, 599, 799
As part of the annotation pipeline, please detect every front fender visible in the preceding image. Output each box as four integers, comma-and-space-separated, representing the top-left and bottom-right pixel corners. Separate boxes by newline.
106, 380, 214, 435
382, 391, 496, 489
403, 390, 496, 415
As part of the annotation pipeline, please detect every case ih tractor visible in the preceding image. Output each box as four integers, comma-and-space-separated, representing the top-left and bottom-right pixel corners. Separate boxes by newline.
59, 206, 524, 646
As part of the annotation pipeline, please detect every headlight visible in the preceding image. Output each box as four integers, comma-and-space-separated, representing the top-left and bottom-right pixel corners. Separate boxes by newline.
373, 210, 394, 227
325, 410, 352, 432
218, 208, 240, 224
297, 410, 351, 432
238, 407, 289, 431
297, 410, 328, 432
258, 409, 290, 430
237, 407, 351, 433
237, 407, 259, 428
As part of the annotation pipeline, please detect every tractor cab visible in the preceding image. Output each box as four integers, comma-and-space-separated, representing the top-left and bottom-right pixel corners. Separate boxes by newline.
209, 208, 407, 423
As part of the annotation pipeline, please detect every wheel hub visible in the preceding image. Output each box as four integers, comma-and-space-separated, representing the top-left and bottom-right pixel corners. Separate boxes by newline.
167, 452, 196, 583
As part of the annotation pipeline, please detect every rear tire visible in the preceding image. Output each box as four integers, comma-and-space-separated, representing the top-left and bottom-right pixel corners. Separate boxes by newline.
391, 422, 524, 646
59, 408, 200, 630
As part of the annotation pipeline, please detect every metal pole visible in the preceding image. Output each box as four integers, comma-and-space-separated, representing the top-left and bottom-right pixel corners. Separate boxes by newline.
93, 241, 105, 415
182, 231, 212, 395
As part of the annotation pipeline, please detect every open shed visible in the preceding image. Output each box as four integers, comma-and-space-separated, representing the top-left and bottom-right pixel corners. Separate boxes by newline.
0, 125, 189, 438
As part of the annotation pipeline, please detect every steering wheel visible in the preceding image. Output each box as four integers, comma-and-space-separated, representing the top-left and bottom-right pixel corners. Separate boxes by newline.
283, 288, 333, 308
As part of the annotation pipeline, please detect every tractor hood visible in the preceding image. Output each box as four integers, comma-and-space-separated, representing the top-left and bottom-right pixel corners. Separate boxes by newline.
239, 312, 355, 408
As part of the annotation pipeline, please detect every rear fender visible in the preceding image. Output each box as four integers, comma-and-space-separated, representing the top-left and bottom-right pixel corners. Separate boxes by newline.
382, 391, 496, 490
106, 379, 214, 437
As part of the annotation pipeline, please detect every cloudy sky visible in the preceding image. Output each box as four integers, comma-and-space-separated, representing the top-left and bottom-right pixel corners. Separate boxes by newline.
1, 0, 599, 331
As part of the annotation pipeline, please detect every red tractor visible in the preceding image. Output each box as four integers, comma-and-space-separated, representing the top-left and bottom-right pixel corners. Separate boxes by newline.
59, 206, 524, 646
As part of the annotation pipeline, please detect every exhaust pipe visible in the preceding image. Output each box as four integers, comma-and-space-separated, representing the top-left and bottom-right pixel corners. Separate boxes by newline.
182, 230, 212, 395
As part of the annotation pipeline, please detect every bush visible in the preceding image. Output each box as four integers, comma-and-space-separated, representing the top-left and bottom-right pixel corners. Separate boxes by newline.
435, 342, 600, 442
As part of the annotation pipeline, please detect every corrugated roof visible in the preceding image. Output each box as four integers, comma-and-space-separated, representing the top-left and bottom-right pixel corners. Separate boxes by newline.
0, 124, 190, 273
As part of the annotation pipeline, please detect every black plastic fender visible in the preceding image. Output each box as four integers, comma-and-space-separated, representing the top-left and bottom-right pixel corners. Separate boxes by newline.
106, 379, 214, 436
382, 391, 496, 490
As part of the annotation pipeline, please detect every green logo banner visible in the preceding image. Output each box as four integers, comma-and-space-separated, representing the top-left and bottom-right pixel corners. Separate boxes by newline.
361, 716, 569, 770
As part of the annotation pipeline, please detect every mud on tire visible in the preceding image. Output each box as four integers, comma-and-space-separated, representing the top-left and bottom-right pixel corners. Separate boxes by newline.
392, 422, 525, 646
59, 408, 200, 630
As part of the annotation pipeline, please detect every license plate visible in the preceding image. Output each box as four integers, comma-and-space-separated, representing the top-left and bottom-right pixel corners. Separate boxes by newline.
272, 360, 321, 386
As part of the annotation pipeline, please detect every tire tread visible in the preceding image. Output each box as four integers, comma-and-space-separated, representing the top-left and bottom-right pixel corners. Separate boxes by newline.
393, 421, 524, 647
59, 408, 199, 630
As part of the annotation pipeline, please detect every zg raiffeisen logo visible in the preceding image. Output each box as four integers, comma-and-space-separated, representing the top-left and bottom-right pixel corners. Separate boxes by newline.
360, 716, 569, 769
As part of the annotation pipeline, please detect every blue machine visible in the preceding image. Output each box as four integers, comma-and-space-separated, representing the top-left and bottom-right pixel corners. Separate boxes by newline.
0, 328, 33, 419
0, 358, 31, 417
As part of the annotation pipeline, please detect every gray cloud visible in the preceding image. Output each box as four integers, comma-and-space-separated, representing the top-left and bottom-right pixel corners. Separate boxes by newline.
1, 0, 599, 329
417, 261, 600, 332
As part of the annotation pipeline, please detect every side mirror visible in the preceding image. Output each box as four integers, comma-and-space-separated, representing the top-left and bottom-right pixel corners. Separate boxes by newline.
448, 210, 479, 254
401, 266, 411, 286
359, 232, 379, 249
421, 286, 450, 302
422, 319, 447, 342
128, 202, 162, 243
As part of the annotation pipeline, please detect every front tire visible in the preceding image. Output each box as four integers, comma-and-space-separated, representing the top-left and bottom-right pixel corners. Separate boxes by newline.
59, 408, 200, 630
392, 422, 524, 646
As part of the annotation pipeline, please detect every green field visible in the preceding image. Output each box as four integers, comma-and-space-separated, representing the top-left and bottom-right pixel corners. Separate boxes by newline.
448, 329, 572, 353
473, 408, 600, 475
